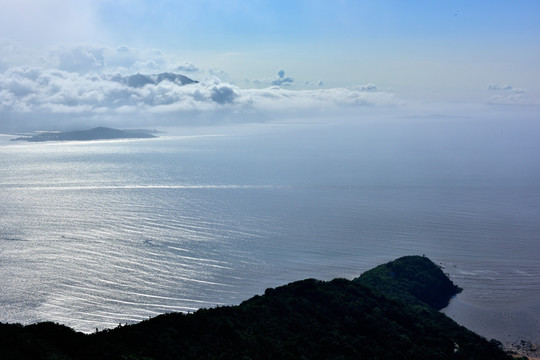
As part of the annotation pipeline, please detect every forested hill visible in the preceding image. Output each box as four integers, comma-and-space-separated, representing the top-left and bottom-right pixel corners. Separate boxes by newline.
356, 255, 463, 310
0, 256, 513, 360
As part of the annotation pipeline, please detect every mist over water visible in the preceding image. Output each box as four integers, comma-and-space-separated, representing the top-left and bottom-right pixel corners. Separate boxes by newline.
1, 116, 539, 346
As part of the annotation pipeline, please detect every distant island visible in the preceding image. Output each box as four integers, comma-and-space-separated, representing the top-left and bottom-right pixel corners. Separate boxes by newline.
11, 127, 158, 142
0, 256, 520, 360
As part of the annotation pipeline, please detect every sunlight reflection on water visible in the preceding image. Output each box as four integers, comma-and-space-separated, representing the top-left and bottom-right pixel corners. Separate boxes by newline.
1, 120, 540, 345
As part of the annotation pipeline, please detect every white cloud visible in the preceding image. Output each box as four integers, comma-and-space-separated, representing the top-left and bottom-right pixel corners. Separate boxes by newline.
173, 62, 201, 73
237, 86, 396, 112
57, 46, 106, 73
0, 38, 51, 70
488, 84, 513, 91
0, 43, 181, 76
487, 84, 531, 105
252, 70, 295, 87
0, 47, 400, 131
270, 69, 294, 86
54, 45, 175, 74
357, 84, 379, 92
0, 39, 17, 71
488, 84, 525, 93
210, 84, 237, 104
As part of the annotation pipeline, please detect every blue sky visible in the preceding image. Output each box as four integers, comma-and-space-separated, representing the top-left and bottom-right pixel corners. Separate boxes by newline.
0, 0, 539, 130
96, 1, 540, 91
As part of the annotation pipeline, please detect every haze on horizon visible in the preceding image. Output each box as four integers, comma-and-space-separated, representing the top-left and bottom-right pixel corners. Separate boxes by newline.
0, 0, 539, 131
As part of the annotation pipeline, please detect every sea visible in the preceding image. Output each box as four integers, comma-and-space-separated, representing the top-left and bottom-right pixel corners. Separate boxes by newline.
1, 116, 539, 347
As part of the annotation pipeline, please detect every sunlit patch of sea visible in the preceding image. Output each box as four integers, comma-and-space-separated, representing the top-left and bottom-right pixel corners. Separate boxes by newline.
1, 119, 539, 347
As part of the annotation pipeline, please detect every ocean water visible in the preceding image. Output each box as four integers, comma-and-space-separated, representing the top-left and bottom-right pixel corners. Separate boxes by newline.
1, 117, 539, 346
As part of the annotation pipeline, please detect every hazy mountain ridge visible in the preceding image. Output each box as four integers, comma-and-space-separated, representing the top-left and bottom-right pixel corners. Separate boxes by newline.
0, 256, 513, 359
110, 72, 198, 88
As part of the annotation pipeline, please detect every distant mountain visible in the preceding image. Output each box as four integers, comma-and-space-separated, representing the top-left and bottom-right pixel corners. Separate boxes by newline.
0, 256, 513, 360
110, 72, 198, 88
11, 127, 157, 142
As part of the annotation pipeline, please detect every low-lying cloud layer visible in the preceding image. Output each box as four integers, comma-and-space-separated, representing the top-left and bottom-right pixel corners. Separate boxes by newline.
0, 44, 397, 131
3, 43, 536, 132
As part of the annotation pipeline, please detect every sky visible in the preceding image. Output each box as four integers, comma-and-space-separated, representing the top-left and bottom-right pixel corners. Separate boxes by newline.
0, 0, 539, 131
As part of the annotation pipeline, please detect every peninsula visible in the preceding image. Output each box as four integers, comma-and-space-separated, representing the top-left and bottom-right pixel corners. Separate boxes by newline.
11, 127, 157, 142
0, 256, 515, 359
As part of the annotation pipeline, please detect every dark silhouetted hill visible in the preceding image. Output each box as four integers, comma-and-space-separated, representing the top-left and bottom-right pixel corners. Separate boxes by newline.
0, 256, 512, 360
356, 255, 462, 310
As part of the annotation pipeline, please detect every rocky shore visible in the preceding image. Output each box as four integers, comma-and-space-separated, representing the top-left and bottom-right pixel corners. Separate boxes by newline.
506, 340, 539, 359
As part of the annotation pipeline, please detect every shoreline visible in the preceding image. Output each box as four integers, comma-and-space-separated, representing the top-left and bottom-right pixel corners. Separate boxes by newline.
505, 340, 540, 359
441, 267, 540, 353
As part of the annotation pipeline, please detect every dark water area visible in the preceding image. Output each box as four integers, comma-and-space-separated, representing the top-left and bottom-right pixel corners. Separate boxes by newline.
1, 117, 539, 347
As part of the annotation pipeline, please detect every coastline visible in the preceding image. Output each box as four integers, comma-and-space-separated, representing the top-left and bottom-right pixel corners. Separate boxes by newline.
440, 259, 540, 352
505, 340, 540, 359
0, 256, 512, 359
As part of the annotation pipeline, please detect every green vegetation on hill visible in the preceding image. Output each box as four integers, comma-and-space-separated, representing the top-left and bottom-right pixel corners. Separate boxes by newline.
0, 256, 511, 360
356, 255, 462, 310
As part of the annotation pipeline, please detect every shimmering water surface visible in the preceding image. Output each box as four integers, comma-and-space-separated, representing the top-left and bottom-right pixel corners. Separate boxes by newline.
1, 118, 539, 346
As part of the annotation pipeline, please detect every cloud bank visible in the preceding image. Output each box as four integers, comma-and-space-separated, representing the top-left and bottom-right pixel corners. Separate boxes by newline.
0, 45, 398, 131
0, 66, 396, 130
